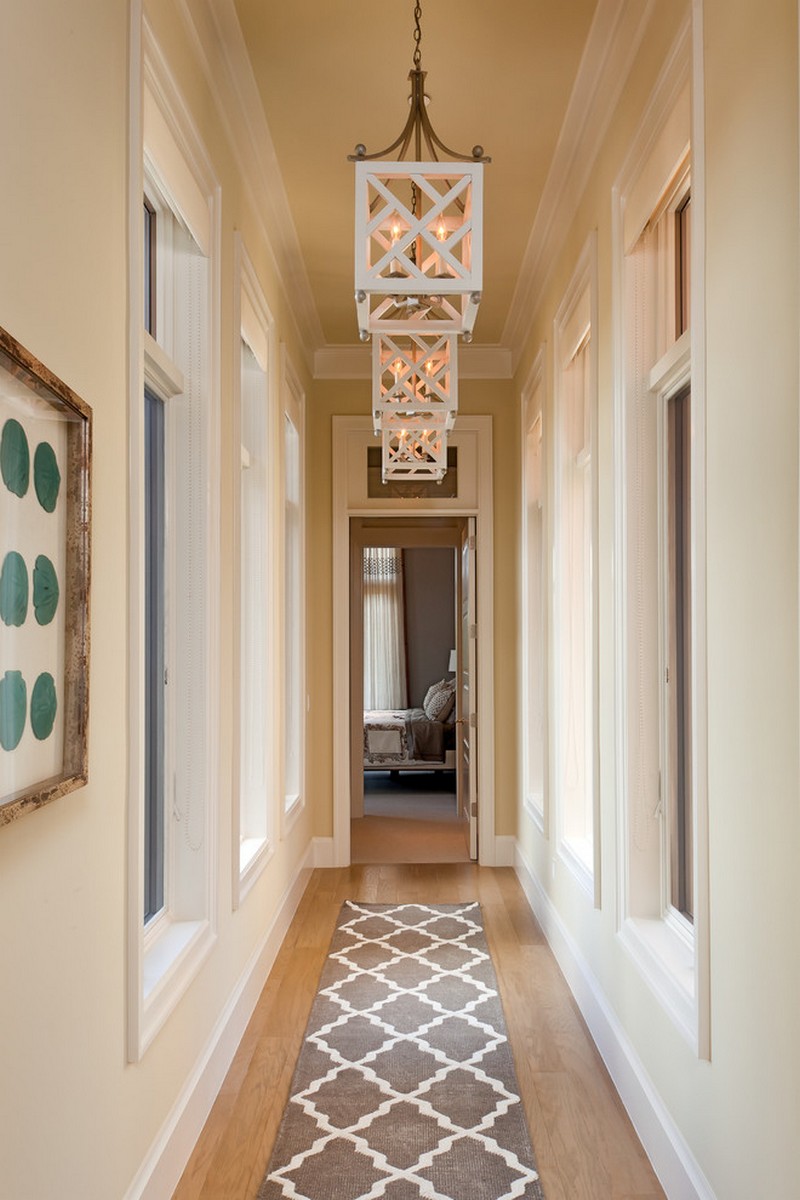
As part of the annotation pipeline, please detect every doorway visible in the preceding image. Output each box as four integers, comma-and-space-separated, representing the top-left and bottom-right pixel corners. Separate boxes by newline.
349, 519, 475, 863
330, 415, 496, 868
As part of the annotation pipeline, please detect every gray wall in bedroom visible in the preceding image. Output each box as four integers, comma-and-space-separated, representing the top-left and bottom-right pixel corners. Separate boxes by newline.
403, 547, 456, 706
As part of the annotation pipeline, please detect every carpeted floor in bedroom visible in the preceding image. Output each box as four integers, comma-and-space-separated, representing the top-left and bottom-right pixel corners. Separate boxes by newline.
351, 770, 470, 863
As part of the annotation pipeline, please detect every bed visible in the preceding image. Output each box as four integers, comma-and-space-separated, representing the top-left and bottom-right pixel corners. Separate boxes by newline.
363, 708, 456, 771
363, 679, 457, 772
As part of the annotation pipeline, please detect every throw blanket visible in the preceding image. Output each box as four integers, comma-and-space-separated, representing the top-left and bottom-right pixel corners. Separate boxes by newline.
363, 708, 446, 765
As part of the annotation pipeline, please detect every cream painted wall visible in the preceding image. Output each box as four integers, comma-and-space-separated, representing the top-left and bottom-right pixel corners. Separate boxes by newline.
404, 548, 456, 705
0, 2, 316, 1197
514, 2, 800, 1197
3, 1, 799, 1197
0, 3, 132, 1196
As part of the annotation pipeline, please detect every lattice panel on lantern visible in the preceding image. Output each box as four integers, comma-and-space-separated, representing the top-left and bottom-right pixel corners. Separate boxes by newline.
373, 332, 457, 434
356, 161, 483, 291
355, 161, 483, 337
357, 289, 480, 337
382, 424, 448, 481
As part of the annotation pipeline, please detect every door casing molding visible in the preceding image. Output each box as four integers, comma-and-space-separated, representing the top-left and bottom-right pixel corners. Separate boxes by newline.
331, 416, 496, 866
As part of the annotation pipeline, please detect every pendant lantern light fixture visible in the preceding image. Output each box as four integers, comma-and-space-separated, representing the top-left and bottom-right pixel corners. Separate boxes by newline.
382, 424, 448, 482
353, 161, 484, 340
348, 0, 489, 481
373, 331, 457, 435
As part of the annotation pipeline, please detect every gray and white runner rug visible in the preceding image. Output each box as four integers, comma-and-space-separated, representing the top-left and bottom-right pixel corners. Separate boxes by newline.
258, 901, 544, 1200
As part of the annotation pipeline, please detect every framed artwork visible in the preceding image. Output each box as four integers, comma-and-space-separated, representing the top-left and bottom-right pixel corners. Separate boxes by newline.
0, 326, 91, 826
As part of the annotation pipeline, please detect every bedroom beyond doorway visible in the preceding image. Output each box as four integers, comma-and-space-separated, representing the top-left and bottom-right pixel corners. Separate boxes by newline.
350, 521, 475, 863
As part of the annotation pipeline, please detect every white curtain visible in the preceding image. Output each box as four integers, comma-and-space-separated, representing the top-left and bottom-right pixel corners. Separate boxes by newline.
363, 548, 408, 709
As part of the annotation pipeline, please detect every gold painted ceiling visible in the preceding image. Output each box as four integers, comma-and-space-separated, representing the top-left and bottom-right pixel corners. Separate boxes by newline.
233, 0, 598, 352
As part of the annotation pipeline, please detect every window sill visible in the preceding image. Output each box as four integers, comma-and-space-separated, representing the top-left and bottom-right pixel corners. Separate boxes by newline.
240, 834, 269, 876
618, 915, 697, 1051
236, 836, 274, 908
139, 915, 215, 1056
523, 793, 545, 834
559, 836, 594, 899
283, 792, 304, 837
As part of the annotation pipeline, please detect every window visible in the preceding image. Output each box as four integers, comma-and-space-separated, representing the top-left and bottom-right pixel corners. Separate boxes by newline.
234, 242, 275, 899
521, 356, 546, 830
142, 170, 215, 941
613, 36, 708, 1054
143, 198, 156, 335
144, 386, 166, 924
676, 195, 691, 337
664, 384, 692, 921
128, 57, 219, 1060
282, 358, 305, 824
553, 240, 598, 897
633, 170, 695, 934
620, 166, 693, 930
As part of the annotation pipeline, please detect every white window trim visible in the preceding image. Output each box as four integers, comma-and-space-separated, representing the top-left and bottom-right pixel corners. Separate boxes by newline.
280, 349, 306, 836
232, 235, 278, 908
652, 333, 695, 932
611, 9, 710, 1058
127, 13, 221, 1061
552, 232, 600, 906
520, 346, 548, 835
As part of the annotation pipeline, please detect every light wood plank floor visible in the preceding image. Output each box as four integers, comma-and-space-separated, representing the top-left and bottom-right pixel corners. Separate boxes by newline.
173, 865, 666, 1199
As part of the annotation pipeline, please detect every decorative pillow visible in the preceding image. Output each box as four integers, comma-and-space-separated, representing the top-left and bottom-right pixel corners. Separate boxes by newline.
423, 678, 456, 722
423, 678, 448, 710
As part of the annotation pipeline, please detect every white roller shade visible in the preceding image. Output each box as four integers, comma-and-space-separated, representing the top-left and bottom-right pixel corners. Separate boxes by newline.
144, 83, 211, 257
624, 82, 690, 254
240, 289, 269, 374
559, 284, 591, 368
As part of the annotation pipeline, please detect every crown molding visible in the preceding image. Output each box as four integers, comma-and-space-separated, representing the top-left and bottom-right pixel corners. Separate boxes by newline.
502, 0, 657, 371
175, 0, 324, 371
313, 344, 513, 382
169, 0, 657, 383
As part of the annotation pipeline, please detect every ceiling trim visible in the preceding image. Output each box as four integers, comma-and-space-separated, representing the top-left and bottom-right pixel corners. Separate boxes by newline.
502, 0, 656, 371
175, 0, 325, 370
314, 344, 513, 382
174, 0, 657, 382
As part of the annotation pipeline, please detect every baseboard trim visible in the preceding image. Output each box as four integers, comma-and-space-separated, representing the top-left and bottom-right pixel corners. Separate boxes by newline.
493, 835, 517, 867
124, 842, 315, 1200
312, 836, 335, 868
514, 844, 717, 1200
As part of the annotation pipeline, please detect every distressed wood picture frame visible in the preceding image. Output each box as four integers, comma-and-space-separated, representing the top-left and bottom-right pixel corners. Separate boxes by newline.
0, 326, 91, 826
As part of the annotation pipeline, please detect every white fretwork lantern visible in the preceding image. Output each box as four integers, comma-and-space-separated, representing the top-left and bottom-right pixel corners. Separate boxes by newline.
381, 422, 448, 482
355, 161, 483, 338
373, 331, 457, 434
348, 4, 489, 483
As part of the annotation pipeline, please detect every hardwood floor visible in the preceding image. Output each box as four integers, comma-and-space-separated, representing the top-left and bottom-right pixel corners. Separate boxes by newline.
173, 866, 666, 1199
351, 815, 469, 862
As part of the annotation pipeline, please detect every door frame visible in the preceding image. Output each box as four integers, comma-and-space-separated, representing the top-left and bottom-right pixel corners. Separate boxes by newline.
350, 520, 466, 845
331, 415, 497, 866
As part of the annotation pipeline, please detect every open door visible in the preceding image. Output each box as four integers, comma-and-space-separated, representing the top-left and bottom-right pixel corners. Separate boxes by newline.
458, 517, 478, 859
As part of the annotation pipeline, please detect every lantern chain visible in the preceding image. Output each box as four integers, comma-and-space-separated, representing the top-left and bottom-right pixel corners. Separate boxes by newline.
412, 0, 422, 230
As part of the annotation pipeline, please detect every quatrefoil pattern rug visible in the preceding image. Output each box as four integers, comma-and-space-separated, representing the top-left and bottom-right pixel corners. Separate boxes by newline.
258, 901, 544, 1200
